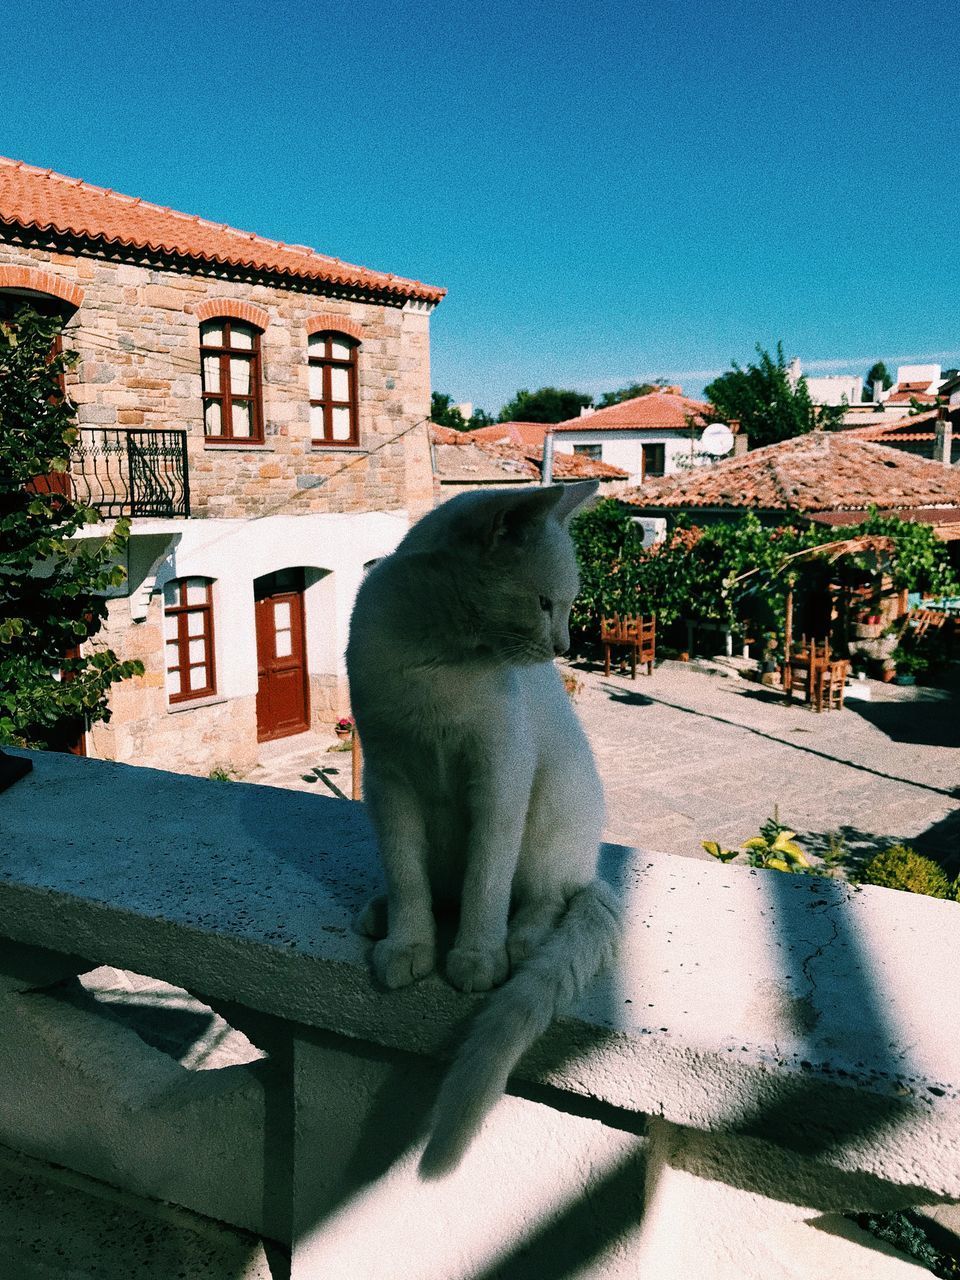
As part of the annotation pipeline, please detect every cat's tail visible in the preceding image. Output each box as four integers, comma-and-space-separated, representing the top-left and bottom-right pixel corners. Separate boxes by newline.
419, 879, 620, 1179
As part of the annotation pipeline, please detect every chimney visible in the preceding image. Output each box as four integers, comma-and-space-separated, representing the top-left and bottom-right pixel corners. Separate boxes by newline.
873, 380, 884, 404
934, 407, 953, 467
732, 419, 749, 456
787, 357, 802, 387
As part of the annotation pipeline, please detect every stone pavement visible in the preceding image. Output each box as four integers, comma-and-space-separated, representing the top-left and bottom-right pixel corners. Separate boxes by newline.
246, 662, 960, 874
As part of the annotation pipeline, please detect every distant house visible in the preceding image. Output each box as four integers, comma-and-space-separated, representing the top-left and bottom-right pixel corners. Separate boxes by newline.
543, 388, 734, 485
429, 424, 626, 500
619, 431, 960, 539
843, 407, 957, 465
0, 154, 444, 774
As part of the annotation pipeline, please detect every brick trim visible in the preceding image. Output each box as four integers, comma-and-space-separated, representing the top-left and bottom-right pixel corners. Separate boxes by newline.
306, 313, 363, 342
0, 266, 84, 310
193, 298, 269, 330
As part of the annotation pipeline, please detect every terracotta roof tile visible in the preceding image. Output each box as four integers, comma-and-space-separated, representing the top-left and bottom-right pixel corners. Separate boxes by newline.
429, 425, 627, 483
0, 156, 445, 303
844, 409, 944, 443
467, 421, 551, 447
619, 431, 960, 515
552, 389, 714, 433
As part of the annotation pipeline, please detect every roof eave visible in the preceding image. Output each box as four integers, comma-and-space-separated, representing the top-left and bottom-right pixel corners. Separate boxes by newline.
0, 217, 446, 305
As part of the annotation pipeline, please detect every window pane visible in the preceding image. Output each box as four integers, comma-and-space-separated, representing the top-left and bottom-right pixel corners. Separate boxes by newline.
188, 637, 206, 664
230, 357, 251, 395
331, 406, 352, 440
204, 400, 222, 436
231, 402, 252, 437
330, 339, 351, 360
200, 322, 223, 346
187, 610, 205, 637
275, 629, 293, 658
308, 332, 326, 352
168, 669, 181, 696
163, 613, 179, 640
330, 366, 349, 400
186, 579, 208, 605
274, 601, 291, 629
166, 640, 180, 666
308, 363, 324, 399
163, 581, 181, 608
230, 325, 254, 350
202, 354, 221, 391
310, 403, 325, 438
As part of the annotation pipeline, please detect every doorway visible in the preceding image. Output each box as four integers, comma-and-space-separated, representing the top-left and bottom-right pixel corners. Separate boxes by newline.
254, 569, 310, 742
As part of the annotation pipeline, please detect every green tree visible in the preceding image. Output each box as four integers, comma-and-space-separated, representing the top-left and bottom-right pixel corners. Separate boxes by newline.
430, 392, 466, 430
596, 380, 664, 408
431, 393, 495, 431
862, 361, 893, 402
704, 343, 844, 449
498, 386, 593, 424
0, 307, 143, 748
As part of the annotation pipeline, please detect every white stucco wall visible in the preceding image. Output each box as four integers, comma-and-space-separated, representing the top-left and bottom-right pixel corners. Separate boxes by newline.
130, 511, 407, 703
553, 429, 696, 484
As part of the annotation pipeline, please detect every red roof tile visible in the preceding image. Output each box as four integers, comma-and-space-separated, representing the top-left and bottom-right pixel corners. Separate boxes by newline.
429, 425, 627, 482
619, 431, 960, 515
552, 389, 714, 433
844, 410, 943, 443
467, 421, 552, 447
0, 156, 445, 303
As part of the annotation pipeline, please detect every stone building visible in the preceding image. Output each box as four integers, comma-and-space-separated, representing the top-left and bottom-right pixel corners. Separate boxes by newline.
0, 155, 444, 774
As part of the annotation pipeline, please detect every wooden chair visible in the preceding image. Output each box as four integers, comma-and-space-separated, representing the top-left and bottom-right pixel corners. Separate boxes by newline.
814, 659, 848, 712
601, 613, 655, 678
786, 636, 831, 705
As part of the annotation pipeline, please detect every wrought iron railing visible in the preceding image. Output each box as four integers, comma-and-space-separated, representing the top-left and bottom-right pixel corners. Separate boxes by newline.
72, 428, 190, 519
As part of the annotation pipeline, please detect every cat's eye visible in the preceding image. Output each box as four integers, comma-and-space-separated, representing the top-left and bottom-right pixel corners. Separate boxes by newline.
539, 595, 552, 612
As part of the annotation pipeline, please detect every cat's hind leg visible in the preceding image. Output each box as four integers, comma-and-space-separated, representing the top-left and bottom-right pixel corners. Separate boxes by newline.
507, 896, 566, 967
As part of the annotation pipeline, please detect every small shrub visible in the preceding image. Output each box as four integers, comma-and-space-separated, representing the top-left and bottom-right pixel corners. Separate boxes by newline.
209, 766, 239, 782
859, 845, 951, 899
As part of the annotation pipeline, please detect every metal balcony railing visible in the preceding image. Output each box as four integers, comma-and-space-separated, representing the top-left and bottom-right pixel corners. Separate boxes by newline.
72, 428, 190, 519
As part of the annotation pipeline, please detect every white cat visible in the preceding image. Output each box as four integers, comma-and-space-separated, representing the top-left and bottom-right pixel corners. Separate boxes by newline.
346, 479, 620, 1177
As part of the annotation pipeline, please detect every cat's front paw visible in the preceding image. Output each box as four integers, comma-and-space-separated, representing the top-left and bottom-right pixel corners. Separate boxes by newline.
372, 937, 435, 989
446, 944, 509, 993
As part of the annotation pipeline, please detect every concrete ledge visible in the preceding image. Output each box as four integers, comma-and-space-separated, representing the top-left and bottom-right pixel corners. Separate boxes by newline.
1, 749, 960, 1206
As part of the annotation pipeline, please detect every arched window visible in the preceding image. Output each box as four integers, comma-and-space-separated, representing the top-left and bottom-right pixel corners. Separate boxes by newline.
308, 331, 359, 446
163, 577, 216, 702
200, 319, 264, 443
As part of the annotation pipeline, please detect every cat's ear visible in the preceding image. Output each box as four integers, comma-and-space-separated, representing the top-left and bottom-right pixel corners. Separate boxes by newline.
456, 485, 566, 549
552, 480, 599, 523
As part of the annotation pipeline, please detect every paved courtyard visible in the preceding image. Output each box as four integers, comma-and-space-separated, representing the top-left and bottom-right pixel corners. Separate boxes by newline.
248, 661, 960, 874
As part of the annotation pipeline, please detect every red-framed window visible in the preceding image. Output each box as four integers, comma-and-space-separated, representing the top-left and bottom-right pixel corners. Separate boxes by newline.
163, 577, 216, 702
308, 331, 359, 445
200, 319, 264, 443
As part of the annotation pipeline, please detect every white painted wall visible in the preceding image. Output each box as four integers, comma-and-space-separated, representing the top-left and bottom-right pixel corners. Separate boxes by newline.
132, 511, 407, 704
804, 374, 863, 406
553, 429, 697, 484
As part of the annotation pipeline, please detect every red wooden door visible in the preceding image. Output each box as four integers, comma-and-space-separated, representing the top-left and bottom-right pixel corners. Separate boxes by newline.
254, 570, 310, 742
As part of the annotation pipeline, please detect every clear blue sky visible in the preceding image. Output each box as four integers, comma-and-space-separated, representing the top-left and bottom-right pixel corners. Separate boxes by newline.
3, 0, 959, 413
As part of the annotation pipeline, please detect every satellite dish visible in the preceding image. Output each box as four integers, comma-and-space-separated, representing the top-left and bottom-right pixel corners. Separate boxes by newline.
700, 422, 734, 456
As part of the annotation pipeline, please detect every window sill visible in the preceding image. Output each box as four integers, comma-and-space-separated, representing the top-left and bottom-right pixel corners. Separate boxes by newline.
167, 694, 229, 714
203, 441, 273, 451
309, 444, 367, 454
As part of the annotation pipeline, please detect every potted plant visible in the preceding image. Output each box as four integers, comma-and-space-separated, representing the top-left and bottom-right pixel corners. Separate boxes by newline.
334, 716, 354, 740
890, 647, 927, 686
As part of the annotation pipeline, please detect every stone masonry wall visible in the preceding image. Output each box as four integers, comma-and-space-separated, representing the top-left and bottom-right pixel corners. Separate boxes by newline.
0, 242, 435, 520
